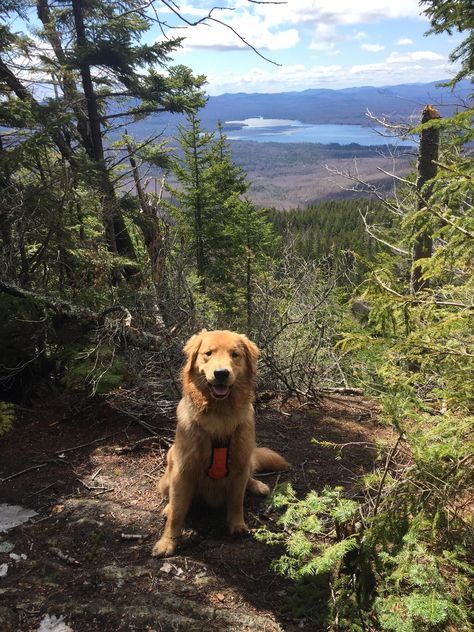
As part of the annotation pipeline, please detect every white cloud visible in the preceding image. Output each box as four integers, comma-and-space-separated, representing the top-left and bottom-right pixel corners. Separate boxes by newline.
387, 50, 445, 63
206, 64, 344, 94
205, 54, 454, 95
170, 0, 423, 53
361, 44, 385, 52
171, 16, 299, 52
174, 19, 299, 50
396, 37, 414, 45
309, 23, 341, 52
253, 0, 422, 28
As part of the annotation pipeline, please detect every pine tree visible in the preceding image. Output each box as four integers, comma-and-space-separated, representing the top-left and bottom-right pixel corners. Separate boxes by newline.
167, 114, 277, 328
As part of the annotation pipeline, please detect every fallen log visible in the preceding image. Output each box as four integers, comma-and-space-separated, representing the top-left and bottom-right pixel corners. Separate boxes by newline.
0, 280, 166, 352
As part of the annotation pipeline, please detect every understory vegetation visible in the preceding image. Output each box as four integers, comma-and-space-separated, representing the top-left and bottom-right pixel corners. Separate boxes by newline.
0, 1, 472, 630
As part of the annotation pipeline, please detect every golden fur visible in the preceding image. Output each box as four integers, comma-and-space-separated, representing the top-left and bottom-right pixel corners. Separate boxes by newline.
152, 329, 289, 557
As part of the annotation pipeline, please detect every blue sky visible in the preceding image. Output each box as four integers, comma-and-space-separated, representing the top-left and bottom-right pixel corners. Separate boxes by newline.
151, 0, 460, 94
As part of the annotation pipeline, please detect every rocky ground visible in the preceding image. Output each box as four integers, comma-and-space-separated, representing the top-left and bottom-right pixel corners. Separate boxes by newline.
0, 393, 391, 631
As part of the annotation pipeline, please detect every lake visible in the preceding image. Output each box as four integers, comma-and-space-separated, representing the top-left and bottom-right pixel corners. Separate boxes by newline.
224, 117, 416, 146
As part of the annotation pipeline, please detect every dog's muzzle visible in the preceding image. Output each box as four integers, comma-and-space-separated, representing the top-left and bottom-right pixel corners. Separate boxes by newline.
209, 368, 231, 398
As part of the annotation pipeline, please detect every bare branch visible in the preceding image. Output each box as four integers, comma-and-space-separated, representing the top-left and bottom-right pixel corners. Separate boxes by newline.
359, 210, 409, 256
158, 0, 281, 66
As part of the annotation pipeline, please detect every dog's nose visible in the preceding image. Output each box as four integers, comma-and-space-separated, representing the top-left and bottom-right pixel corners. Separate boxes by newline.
214, 368, 230, 382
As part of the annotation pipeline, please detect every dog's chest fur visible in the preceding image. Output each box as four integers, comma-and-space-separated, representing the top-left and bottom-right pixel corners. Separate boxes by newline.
176, 396, 256, 505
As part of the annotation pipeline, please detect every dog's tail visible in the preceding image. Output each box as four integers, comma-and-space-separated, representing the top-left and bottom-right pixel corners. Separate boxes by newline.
252, 447, 290, 472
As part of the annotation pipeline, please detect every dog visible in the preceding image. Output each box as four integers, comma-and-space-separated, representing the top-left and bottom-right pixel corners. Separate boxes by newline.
152, 329, 289, 557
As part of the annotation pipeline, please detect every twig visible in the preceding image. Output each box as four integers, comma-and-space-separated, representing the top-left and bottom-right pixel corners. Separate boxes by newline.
373, 433, 404, 517
254, 469, 290, 478
114, 435, 169, 453
374, 273, 473, 309
1, 462, 49, 484
91, 467, 102, 480
56, 429, 128, 456
359, 210, 409, 256
24, 481, 59, 498
121, 533, 148, 540
50, 547, 81, 566
93, 487, 114, 496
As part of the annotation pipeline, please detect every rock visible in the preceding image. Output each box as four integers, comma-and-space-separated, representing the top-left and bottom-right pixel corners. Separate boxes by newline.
0, 503, 38, 532
0, 541, 15, 553
351, 300, 370, 321
38, 614, 74, 632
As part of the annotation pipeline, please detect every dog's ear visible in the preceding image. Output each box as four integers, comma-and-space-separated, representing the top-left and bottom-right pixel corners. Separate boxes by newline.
183, 329, 206, 373
240, 334, 260, 376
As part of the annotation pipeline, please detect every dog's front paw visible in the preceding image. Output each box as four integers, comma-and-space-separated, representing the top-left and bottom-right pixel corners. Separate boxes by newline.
229, 522, 250, 536
151, 537, 177, 558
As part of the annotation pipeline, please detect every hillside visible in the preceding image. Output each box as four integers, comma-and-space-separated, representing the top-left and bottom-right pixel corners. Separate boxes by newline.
227, 141, 413, 208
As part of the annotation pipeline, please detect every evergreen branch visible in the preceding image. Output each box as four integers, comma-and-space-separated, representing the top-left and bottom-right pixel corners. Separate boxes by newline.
433, 160, 473, 179
100, 106, 168, 120
374, 273, 474, 309
428, 205, 474, 239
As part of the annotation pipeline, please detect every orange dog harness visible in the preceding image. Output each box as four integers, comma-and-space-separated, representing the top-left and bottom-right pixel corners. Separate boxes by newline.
207, 439, 230, 479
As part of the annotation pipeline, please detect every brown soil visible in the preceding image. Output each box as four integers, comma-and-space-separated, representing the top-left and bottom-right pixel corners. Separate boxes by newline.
0, 392, 392, 631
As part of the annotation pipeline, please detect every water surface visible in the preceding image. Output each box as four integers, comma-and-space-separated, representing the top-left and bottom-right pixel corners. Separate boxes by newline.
224, 117, 415, 146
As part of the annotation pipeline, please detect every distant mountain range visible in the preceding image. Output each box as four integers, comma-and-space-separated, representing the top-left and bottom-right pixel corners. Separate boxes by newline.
134, 80, 472, 138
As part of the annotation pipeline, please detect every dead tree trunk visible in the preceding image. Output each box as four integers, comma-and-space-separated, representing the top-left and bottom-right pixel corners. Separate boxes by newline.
126, 140, 172, 326
411, 104, 441, 294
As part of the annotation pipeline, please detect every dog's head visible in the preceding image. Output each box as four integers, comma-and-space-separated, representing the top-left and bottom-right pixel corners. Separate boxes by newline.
182, 329, 259, 407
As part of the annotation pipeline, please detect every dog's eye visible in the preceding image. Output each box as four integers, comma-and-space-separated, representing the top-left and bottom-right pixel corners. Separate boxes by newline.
204, 350, 213, 357
231, 351, 239, 358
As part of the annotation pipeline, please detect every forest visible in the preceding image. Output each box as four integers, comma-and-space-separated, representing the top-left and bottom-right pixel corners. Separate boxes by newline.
0, 1, 473, 631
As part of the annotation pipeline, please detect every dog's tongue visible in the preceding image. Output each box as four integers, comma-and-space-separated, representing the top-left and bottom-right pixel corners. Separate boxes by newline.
212, 384, 229, 397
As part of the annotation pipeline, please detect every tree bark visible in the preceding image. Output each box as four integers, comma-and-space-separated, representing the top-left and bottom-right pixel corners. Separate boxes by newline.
411, 105, 441, 294
70, 0, 138, 274
36, 0, 93, 157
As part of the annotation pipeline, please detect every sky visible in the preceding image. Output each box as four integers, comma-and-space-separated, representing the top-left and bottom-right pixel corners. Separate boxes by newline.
152, 0, 461, 94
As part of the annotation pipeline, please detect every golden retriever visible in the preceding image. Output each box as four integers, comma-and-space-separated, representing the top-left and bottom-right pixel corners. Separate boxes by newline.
152, 329, 289, 557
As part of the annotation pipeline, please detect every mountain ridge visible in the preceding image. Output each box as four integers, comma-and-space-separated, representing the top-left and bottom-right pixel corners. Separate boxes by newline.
133, 80, 471, 138
201, 80, 471, 127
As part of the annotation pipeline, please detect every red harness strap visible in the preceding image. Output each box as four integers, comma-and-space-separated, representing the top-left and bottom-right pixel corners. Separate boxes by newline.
207, 440, 230, 479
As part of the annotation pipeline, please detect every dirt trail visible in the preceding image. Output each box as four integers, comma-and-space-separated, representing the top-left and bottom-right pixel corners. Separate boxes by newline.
0, 394, 389, 631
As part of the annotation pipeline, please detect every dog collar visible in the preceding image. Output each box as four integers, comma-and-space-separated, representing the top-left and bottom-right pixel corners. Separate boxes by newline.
207, 438, 230, 479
